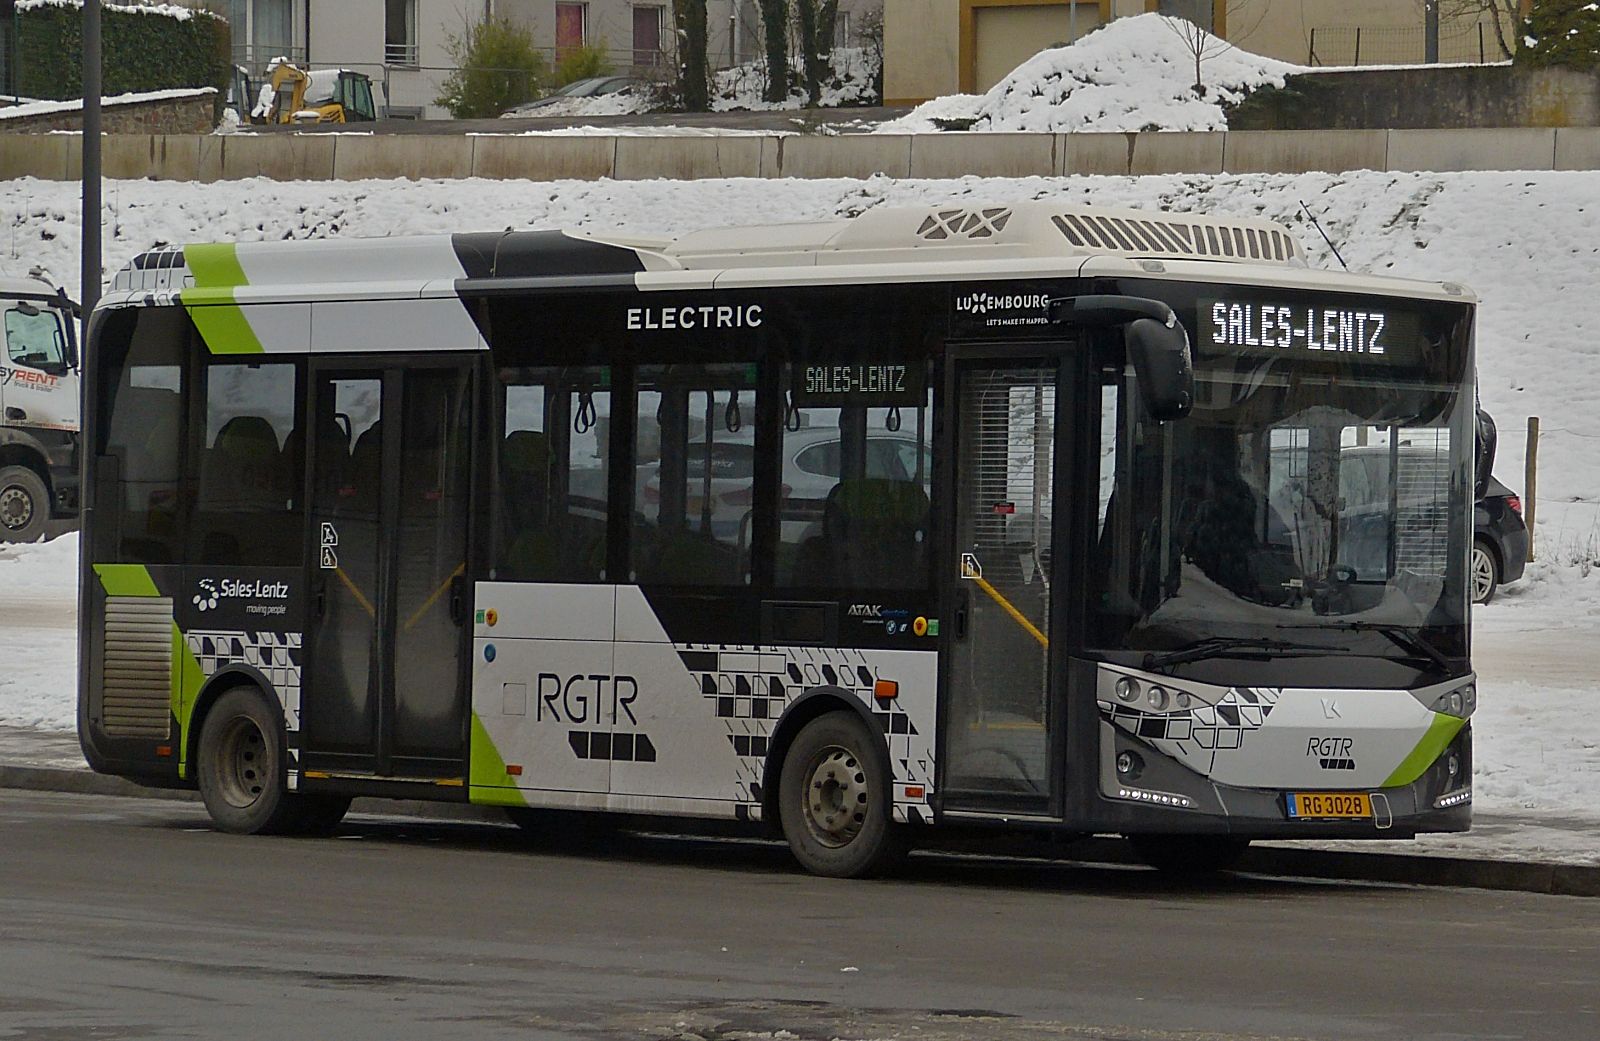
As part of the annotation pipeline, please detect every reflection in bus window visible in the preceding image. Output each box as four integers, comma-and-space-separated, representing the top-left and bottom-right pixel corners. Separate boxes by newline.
632, 363, 756, 586
778, 367, 932, 589
195, 363, 300, 565
497, 367, 611, 582
98, 308, 188, 563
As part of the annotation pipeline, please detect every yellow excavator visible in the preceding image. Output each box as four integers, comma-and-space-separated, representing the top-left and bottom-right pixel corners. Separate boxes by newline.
249, 60, 378, 124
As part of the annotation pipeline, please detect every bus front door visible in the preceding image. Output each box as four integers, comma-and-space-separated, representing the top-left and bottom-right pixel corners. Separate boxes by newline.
302, 364, 475, 779
941, 358, 1064, 816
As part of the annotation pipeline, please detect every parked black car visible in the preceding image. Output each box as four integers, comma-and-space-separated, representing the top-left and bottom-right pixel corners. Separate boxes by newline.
1474, 475, 1528, 604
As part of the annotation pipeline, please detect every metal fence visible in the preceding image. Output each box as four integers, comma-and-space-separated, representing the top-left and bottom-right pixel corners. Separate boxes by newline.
1308, 23, 1506, 66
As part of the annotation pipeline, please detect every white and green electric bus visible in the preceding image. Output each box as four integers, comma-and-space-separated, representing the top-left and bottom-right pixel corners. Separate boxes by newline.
79, 202, 1478, 876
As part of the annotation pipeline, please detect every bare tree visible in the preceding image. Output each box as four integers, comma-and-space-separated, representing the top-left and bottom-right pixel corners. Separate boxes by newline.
1434, 0, 1521, 59
1157, 1, 1272, 92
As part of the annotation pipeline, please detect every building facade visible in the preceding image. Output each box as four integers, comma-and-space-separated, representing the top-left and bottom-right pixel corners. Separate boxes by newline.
884, 0, 1519, 106
212, 0, 881, 119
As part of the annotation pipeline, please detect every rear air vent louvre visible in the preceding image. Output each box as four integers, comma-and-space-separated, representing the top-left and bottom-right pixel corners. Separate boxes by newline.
917, 207, 1012, 241
102, 596, 172, 739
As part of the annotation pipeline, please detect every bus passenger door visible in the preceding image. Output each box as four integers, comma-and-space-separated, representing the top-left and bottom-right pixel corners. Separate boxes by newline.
940, 358, 1064, 816
302, 363, 474, 778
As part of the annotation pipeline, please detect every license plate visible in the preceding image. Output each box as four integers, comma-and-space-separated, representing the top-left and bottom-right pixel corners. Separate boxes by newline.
1286, 792, 1373, 820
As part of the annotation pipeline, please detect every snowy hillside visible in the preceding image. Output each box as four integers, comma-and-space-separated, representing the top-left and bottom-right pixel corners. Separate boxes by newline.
879, 14, 1304, 133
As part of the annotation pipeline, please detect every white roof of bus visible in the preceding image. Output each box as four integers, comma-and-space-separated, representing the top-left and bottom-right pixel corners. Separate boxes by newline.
101, 202, 1477, 308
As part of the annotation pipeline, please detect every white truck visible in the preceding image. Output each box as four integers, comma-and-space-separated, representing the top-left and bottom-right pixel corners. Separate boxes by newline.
0, 275, 79, 542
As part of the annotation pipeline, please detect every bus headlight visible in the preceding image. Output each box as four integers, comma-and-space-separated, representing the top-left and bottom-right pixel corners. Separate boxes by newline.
1146, 686, 1170, 711
1116, 677, 1140, 702
1430, 683, 1476, 719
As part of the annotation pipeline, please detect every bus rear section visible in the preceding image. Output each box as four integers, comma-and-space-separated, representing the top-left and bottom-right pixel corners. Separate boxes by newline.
79, 205, 1477, 876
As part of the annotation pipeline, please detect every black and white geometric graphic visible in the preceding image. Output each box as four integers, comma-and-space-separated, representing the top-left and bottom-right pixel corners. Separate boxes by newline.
1101, 687, 1279, 777
676, 643, 936, 823
185, 629, 303, 731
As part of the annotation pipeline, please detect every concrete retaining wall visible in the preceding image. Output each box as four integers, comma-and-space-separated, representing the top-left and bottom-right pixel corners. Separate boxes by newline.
6, 127, 1600, 182
0, 91, 216, 135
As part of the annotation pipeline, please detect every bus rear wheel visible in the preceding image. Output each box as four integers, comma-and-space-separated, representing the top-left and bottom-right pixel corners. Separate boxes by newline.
779, 711, 905, 878
1128, 834, 1251, 875
0, 465, 48, 543
197, 687, 311, 835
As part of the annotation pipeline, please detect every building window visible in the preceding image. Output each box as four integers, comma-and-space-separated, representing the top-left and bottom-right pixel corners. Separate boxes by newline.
835, 11, 850, 47
557, 3, 588, 60
386, 0, 419, 65
632, 6, 663, 68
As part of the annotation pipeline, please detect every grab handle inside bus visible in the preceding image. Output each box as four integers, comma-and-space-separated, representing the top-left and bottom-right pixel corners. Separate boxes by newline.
1049, 295, 1194, 421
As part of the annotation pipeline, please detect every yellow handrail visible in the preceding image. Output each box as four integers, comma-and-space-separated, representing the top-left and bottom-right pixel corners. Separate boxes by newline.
971, 574, 1049, 648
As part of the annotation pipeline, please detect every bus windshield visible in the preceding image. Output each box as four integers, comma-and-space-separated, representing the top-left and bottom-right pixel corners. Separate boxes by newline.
1090, 288, 1472, 678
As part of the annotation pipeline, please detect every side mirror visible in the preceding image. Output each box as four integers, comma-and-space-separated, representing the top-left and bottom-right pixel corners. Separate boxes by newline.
1475, 408, 1496, 500
1126, 317, 1194, 421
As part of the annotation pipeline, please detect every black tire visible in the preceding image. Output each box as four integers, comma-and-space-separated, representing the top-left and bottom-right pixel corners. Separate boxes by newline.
1128, 834, 1251, 875
1471, 539, 1501, 605
196, 687, 305, 835
779, 710, 906, 878
0, 464, 49, 543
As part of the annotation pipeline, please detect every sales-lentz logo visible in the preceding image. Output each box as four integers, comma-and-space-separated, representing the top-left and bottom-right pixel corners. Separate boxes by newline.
193, 576, 292, 617
954, 291, 1051, 328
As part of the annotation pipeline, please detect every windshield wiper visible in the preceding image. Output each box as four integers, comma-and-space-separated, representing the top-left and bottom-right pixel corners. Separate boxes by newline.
1142, 636, 1348, 671
1300, 621, 1453, 671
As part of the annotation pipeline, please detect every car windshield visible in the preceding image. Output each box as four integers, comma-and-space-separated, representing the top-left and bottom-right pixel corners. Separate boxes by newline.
1088, 284, 1473, 680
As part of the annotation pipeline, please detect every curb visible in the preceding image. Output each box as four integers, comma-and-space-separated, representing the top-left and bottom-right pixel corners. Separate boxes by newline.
4, 765, 1597, 896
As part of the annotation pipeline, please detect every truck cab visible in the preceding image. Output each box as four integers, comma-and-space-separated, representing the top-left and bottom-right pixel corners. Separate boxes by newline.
0, 276, 80, 541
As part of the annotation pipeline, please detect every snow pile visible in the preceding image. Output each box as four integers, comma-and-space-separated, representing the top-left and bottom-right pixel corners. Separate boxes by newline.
509, 88, 657, 119
879, 14, 1303, 133
0, 87, 215, 122
17, 0, 210, 21
0, 532, 78, 732
712, 47, 879, 112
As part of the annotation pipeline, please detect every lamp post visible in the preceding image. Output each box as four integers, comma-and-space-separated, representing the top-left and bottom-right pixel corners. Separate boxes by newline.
82, 0, 100, 315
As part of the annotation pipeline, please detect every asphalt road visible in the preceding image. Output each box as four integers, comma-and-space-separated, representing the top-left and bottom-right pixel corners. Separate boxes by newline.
1, 790, 1596, 1041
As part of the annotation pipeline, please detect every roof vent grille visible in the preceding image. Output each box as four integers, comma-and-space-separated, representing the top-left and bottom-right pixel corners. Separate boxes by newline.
1051, 211, 1299, 265
918, 207, 1012, 241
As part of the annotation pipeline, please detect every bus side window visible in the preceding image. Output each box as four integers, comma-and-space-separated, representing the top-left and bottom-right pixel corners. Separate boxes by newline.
496, 367, 611, 582
97, 308, 189, 564
777, 364, 932, 590
194, 362, 301, 566
631, 363, 757, 587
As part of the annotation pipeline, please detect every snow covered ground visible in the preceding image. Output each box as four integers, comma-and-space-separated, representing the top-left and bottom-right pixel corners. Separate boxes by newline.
879, 14, 1303, 134
0, 166, 1597, 857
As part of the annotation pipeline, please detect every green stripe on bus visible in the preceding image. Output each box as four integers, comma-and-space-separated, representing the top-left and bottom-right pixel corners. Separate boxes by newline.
183, 242, 249, 288
93, 563, 159, 597
172, 625, 206, 779
1381, 713, 1466, 788
182, 299, 264, 355
181, 243, 263, 354
468, 713, 528, 807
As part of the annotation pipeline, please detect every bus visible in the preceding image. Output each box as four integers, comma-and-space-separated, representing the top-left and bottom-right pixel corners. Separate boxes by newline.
78, 202, 1478, 876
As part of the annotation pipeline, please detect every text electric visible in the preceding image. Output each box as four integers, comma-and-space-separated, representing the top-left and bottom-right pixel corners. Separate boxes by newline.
626, 304, 763, 331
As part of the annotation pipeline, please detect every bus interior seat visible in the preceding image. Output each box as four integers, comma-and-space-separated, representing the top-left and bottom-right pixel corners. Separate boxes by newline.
501, 428, 606, 581
794, 479, 929, 588
197, 415, 288, 562
640, 524, 738, 585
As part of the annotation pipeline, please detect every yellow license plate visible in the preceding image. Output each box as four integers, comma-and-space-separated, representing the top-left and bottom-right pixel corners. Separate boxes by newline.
1287, 792, 1373, 820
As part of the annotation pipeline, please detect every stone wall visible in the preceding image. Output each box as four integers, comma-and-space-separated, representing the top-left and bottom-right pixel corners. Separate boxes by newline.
1229, 66, 1600, 131
0, 91, 216, 136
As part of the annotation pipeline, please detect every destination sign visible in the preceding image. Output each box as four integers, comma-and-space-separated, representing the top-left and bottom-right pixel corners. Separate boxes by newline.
1200, 298, 1421, 363
790, 363, 924, 406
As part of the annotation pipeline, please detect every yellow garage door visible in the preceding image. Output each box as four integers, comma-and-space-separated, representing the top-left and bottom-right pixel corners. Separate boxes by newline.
973, 4, 1100, 94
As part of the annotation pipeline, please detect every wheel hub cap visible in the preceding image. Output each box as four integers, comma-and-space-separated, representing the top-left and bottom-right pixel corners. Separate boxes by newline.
0, 484, 33, 531
801, 745, 869, 848
1472, 547, 1494, 601
216, 716, 272, 810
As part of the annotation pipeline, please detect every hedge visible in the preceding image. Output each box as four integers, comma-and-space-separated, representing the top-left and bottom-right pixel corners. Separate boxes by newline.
14, 1, 232, 103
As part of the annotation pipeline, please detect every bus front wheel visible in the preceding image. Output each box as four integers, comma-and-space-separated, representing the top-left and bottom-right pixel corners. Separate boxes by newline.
1128, 834, 1251, 875
779, 711, 906, 878
197, 687, 324, 835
